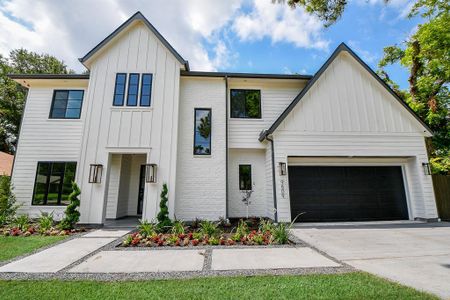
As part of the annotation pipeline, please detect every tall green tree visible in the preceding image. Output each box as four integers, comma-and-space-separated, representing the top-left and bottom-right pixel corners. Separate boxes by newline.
0, 49, 73, 153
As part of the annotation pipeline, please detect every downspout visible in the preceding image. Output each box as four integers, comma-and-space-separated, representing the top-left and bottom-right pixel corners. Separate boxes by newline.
225, 75, 229, 219
266, 135, 278, 222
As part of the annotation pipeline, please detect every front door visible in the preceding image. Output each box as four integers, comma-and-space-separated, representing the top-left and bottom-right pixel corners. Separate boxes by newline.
137, 164, 145, 215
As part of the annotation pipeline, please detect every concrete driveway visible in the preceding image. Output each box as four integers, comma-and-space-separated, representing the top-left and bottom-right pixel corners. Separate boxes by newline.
292, 222, 450, 299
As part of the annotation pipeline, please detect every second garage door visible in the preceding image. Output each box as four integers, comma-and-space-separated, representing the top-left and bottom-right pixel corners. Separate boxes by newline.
288, 166, 409, 222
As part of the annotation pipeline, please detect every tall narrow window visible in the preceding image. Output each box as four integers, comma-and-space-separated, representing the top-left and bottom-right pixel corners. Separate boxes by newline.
230, 89, 261, 118
193, 108, 211, 155
140, 74, 153, 106
113, 73, 127, 106
239, 165, 252, 190
127, 73, 140, 106
50, 90, 84, 119
32, 162, 77, 206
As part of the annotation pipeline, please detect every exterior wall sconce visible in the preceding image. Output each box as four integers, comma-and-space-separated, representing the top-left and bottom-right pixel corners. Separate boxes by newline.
89, 164, 103, 183
422, 162, 431, 175
279, 162, 287, 176
145, 163, 157, 183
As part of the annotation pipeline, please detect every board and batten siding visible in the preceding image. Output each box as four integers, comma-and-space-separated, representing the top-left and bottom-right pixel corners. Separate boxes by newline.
175, 77, 226, 220
77, 21, 182, 224
271, 51, 436, 221
12, 84, 87, 219
228, 79, 306, 149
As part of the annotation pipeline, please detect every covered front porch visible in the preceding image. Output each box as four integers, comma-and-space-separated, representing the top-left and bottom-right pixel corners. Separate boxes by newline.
104, 154, 147, 223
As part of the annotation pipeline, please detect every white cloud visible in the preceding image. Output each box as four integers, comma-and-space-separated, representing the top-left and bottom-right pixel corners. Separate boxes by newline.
0, 0, 242, 72
232, 0, 329, 50
348, 40, 378, 63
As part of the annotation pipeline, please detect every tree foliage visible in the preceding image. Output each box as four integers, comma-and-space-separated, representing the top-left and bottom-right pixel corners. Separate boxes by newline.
378, 0, 449, 173
0, 49, 73, 153
157, 183, 172, 231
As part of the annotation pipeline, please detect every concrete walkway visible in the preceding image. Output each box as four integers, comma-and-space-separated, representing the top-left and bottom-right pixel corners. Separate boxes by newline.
0, 229, 343, 276
292, 222, 450, 299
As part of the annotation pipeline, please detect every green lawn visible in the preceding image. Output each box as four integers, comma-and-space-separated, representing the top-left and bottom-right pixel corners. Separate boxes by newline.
0, 236, 67, 262
0, 272, 437, 300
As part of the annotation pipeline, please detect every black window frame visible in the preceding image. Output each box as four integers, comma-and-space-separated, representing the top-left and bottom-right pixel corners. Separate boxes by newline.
239, 164, 252, 190
31, 161, 77, 206
113, 73, 127, 106
126, 73, 140, 106
230, 89, 262, 119
140, 73, 153, 107
193, 108, 212, 156
49, 90, 84, 119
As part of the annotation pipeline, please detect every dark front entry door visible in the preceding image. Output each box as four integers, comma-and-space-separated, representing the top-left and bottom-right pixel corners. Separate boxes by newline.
137, 164, 145, 215
288, 166, 409, 222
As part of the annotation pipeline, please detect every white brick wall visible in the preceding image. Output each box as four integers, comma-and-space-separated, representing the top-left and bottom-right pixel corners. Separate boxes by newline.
175, 77, 226, 220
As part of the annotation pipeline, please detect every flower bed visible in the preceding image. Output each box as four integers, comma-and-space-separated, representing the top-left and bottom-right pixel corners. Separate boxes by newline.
121, 218, 293, 247
1, 215, 86, 237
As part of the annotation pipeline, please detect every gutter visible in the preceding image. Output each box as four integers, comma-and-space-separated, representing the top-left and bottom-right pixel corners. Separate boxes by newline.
265, 134, 278, 222
225, 75, 229, 219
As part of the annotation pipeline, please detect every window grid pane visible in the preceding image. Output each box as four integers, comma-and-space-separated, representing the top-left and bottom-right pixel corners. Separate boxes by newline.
230, 89, 261, 119
113, 73, 127, 106
193, 108, 211, 155
32, 162, 77, 206
140, 74, 152, 106
127, 73, 140, 106
50, 90, 83, 119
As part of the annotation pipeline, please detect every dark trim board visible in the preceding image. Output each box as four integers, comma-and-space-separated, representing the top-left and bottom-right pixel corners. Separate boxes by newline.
181, 71, 312, 80
8, 74, 90, 80
259, 43, 433, 141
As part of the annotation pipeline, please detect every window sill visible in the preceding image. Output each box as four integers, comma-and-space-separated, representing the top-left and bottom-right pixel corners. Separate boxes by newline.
30, 205, 67, 207
193, 155, 212, 158
111, 107, 153, 112
47, 118, 83, 122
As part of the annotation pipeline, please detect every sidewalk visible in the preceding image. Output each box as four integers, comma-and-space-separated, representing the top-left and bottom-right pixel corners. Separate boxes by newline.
0, 229, 346, 279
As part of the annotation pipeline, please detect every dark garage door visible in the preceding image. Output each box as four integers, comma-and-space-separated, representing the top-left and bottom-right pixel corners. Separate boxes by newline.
288, 166, 409, 222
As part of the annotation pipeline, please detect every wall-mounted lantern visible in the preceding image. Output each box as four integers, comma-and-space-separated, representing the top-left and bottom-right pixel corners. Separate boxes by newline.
145, 163, 157, 183
422, 162, 431, 175
89, 164, 103, 183
279, 162, 287, 176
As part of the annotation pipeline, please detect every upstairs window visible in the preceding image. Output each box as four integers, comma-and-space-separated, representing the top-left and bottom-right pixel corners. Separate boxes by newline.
239, 164, 252, 190
230, 89, 261, 119
193, 108, 211, 155
32, 162, 77, 206
50, 90, 84, 119
113, 73, 127, 106
140, 74, 153, 106
127, 73, 140, 106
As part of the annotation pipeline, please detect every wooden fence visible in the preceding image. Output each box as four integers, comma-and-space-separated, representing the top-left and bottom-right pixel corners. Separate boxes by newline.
432, 175, 450, 221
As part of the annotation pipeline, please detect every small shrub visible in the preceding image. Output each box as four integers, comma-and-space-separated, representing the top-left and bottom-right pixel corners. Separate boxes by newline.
58, 182, 81, 230
171, 220, 185, 235
0, 176, 18, 225
200, 220, 219, 237
236, 219, 249, 237
208, 237, 219, 245
13, 215, 30, 231
252, 233, 264, 245
192, 231, 203, 240
166, 234, 179, 246
156, 183, 172, 231
138, 219, 156, 237
272, 223, 290, 244
259, 218, 275, 233
38, 212, 54, 234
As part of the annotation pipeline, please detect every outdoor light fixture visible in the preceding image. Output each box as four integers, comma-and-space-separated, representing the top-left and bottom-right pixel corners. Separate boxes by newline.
422, 162, 431, 175
89, 164, 103, 183
145, 163, 157, 183
279, 162, 287, 176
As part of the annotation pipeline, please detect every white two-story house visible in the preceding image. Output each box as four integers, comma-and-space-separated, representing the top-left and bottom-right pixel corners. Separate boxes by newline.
10, 12, 438, 225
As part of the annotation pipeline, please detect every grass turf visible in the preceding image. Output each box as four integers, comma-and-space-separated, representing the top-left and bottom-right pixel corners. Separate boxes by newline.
0, 236, 67, 262
0, 272, 437, 300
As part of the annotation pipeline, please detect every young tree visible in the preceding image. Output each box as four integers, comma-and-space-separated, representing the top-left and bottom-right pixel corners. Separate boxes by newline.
157, 183, 172, 231
0, 49, 74, 153
58, 182, 81, 230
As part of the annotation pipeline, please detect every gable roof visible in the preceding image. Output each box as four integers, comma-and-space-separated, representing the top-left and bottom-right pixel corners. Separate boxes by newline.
259, 43, 433, 141
79, 11, 189, 70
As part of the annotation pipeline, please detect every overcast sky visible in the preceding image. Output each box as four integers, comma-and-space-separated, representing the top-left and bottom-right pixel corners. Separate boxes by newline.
0, 0, 420, 88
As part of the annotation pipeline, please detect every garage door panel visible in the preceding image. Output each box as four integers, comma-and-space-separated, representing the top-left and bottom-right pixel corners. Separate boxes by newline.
288, 166, 409, 222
